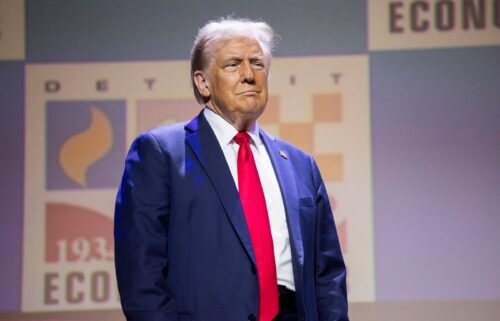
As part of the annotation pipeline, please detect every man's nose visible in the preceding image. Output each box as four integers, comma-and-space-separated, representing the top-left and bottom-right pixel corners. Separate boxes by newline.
240, 60, 255, 83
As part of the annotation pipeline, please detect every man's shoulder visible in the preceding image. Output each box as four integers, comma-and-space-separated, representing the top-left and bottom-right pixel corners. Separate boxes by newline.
131, 120, 189, 154
260, 130, 313, 163
146, 121, 188, 140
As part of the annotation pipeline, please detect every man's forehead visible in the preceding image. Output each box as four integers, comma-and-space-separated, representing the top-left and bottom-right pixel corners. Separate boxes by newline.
220, 51, 264, 59
216, 37, 264, 55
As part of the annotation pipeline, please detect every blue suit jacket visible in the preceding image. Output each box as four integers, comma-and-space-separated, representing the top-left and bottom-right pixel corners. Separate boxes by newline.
114, 112, 348, 321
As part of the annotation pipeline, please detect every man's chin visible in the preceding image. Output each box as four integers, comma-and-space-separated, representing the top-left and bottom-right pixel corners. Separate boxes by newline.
240, 99, 266, 113
241, 105, 265, 117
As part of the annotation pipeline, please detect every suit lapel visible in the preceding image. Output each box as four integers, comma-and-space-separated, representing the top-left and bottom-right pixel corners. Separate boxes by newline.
260, 132, 304, 267
185, 112, 256, 265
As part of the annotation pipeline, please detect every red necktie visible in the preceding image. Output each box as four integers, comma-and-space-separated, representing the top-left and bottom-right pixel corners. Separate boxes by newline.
234, 132, 279, 321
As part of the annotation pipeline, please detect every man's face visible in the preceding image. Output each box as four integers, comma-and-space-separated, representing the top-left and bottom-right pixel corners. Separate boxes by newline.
201, 37, 269, 129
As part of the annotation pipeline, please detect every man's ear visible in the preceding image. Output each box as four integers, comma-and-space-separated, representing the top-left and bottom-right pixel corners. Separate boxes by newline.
193, 71, 211, 99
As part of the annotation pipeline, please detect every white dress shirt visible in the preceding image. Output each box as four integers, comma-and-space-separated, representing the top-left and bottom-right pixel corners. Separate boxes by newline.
203, 108, 295, 291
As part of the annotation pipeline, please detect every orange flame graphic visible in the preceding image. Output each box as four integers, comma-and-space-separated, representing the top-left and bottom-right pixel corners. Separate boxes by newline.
59, 106, 113, 187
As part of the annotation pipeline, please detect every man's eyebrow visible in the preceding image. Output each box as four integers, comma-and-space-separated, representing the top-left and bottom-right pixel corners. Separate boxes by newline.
250, 54, 265, 60
249, 55, 265, 61
218, 53, 265, 65
218, 56, 241, 65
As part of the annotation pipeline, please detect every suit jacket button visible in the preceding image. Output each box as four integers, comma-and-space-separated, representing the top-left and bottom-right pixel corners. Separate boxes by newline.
251, 264, 257, 275
248, 314, 256, 321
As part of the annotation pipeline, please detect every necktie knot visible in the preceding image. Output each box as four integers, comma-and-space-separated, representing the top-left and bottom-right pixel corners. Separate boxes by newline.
234, 131, 250, 145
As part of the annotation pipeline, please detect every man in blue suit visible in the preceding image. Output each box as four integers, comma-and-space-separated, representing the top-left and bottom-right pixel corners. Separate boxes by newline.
114, 18, 348, 321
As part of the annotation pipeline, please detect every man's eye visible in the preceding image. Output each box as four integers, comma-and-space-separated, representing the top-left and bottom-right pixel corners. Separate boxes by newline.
252, 61, 265, 68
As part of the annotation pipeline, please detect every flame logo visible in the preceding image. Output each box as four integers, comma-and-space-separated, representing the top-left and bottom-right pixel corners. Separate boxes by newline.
59, 106, 113, 187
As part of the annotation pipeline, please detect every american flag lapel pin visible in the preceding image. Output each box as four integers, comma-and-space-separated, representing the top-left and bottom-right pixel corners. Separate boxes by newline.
280, 150, 288, 159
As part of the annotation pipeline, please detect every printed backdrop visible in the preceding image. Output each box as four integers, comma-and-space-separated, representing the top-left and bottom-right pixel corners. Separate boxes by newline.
23, 56, 373, 310
1, 0, 499, 319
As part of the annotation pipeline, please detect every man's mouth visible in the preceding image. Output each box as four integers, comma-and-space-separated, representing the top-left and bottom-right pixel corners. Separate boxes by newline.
237, 90, 260, 95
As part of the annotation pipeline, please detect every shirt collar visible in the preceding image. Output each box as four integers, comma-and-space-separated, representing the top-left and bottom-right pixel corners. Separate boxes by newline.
203, 107, 263, 149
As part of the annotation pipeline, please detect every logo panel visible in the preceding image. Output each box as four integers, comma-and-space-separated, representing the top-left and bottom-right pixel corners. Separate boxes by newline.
24, 71, 126, 311
46, 101, 126, 190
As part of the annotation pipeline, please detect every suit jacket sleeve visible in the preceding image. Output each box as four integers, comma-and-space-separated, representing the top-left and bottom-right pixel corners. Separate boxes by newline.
310, 156, 349, 321
114, 132, 178, 321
